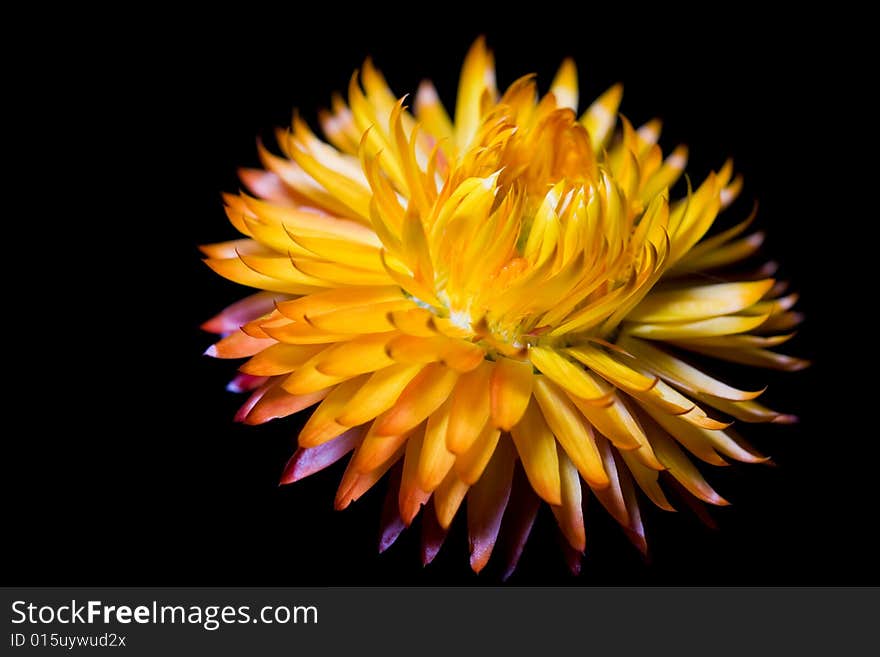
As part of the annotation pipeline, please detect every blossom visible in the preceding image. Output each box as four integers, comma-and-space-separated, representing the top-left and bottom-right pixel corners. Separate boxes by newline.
202, 38, 805, 576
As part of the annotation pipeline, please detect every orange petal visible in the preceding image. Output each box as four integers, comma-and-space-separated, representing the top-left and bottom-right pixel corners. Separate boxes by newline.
304, 299, 414, 334
372, 363, 459, 436
206, 331, 276, 359
202, 292, 283, 334
417, 399, 456, 492
240, 343, 325, 376
298, 375, 369, 447
242, 380, 329, 426
446, 360, 493, 453
335, 442, 404, 511
399, 425, 431, 525
387, 334, 485, 372
349, 421, 415, 474
455, 423, 502, 485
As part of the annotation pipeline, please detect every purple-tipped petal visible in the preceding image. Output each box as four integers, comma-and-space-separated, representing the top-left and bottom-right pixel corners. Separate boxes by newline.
244, 384, 329, 425
559, 533, 583, 575
281, 426, 363, 485
467, 438, 515, 573
239, 168, 295, 204
201, 291, 283, 334
663, 473, 718, 530
499, 465, 542, 581
379, 464, 406, 553
227, 373, 268, 393
420, 499, 448, 566
617, 456, 648, 557
234, 378, 275, 422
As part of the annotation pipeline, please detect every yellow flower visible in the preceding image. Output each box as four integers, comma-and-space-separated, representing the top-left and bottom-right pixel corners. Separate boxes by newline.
202, 38, 806, 577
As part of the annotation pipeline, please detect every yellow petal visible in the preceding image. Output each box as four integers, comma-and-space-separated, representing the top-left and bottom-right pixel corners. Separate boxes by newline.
290, 258, 393, 287
618, 335, 765, 401
289, 142, 372, 220
532, 376, 608, 488
415, 80, 454, 147
627, 279, 774, 323
550, 447, 586, 552
640, 415, 729, 505
434, 470, 469, 529
566, 344, 657, 392
277, 286, 404, 321
529, 347, 613, 403
387, 335, 485, 372
580, 83, 622, 152
262, 320, 353, 345
624, 313, 770, 340
241, 192, 380, 246
549, 58, 578, 111
455, 36, 496, 151
509, 398, 562, 505
387, 307, 441, 337
619, 448, 674, 511
336, 363, 424, 427
671, 341, 810, 371
204, 256, 324, 295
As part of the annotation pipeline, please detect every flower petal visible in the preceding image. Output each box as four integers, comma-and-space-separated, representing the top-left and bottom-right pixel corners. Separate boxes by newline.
509, 398, 562, 505
533, 376, 608, 488
372, 363, 459, 436
281, 426, 364, 484
467, 436, 515, 573
489, 356, 534, 431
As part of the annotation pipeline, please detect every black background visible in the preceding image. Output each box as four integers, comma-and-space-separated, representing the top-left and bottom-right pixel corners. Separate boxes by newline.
9, 12, 874, 585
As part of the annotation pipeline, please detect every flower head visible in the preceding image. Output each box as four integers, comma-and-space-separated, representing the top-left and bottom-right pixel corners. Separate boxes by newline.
202, 38, 805, 576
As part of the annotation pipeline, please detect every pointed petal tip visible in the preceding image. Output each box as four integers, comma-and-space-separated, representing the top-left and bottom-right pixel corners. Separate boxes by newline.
378, 532, 400, 554
469, 553, 488, 575
772, 414, 799, 425
628, 530, 648, 557
203, 344, 218, 357
201, 318, 223, 334
233, 405, 250, 423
